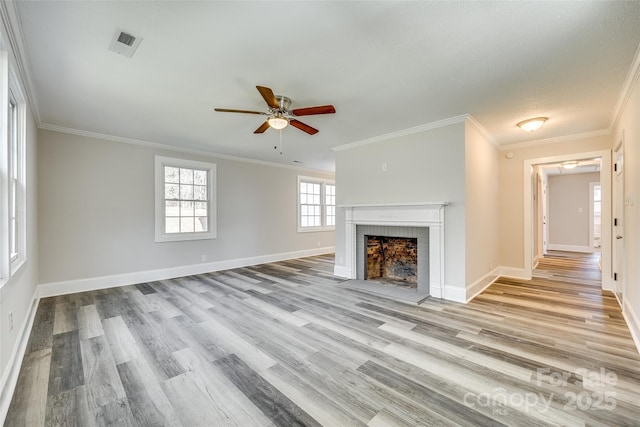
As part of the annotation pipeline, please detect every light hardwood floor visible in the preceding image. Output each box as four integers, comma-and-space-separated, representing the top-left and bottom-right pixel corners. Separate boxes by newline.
5, 253, 640, 426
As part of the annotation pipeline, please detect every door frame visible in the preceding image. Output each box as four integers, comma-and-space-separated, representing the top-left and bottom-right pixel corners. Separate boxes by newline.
523, 149, 612, 289
613, 139, 625, 306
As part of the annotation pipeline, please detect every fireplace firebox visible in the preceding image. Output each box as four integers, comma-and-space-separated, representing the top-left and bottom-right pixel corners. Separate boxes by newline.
366, 236, 418, 287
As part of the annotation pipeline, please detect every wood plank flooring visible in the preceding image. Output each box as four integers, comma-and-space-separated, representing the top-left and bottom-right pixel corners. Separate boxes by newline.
5, 253, 640, 426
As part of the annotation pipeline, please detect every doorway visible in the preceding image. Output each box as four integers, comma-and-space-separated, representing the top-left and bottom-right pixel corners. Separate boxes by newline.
523, 150, 612, 289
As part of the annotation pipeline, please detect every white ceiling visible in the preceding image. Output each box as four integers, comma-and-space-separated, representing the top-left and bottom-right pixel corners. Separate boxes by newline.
13, 1, 640, 171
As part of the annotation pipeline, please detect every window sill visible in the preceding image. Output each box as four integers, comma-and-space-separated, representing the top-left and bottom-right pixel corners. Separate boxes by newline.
297, 227, 335, 233
11, 256, 26, 274
155, 231, 217, 243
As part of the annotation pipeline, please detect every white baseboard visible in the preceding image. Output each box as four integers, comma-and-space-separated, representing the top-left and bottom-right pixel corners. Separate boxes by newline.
443, 285, 466, 303
333, 265, 351, 279
497, 266, 531, 281
429, 286, 443, 299
547, 244, 593, 253
623, 298, 640, 356
36, 247, 334, 299
465, 267, 500, 303
0, 297, 39, 424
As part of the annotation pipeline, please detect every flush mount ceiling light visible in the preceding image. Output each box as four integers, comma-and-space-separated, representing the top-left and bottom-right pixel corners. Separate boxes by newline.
517, 117, 548, 132
267, 113, 289, 130
562, 161, 578, 169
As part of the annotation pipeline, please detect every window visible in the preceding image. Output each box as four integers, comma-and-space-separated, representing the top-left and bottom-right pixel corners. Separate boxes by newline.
5, 85, 26, 276
297, 176, 335, 232
8, 96, 18, 261
155, 156, 216, 242
325, 184, 336, 227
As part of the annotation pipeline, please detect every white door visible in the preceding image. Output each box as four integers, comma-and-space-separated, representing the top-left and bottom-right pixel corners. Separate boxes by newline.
613, 143, 625, 305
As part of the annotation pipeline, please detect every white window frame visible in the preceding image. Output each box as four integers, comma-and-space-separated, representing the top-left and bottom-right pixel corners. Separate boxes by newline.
0, 51, 8, 284
297, 176, 335, 232
2, 60, 27, 280
155, 156, 217, 242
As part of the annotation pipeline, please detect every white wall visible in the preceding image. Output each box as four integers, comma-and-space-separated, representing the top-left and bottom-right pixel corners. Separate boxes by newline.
0, 33, 39, 423
613, 62, 640, 353
464, 121, 500, 295
548, 172, 599, 251
334, 122, 467, 291
37, 129, 334, 286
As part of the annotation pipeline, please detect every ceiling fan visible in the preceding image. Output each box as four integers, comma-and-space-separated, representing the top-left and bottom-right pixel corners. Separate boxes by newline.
214, 85, 336, 135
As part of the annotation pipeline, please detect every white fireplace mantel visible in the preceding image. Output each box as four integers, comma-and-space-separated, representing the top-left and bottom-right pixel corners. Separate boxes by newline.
341, 202, 447, 298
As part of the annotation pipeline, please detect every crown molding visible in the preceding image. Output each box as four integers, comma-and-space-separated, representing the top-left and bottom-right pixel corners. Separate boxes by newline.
465, 114, 499, 149
610, 40, 640, 132
498, 129, 611, 152
0, 0, 41, 125
39, 123, 335, 174
331, 114, 468, 152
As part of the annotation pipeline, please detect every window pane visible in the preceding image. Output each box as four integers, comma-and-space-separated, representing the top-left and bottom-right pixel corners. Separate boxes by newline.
180, 217, 194, 233
196, 217, 208, 232
313, 195, 320, 205
195, 202, 207, 217
166, 217, 180, 233
165, 183, 179, 200
180, 184, 194, 200
193, 185, 207, 201
194, 170, 207, 185
165, 200, 179, 216
165, 166, 179, 183
181, 201, 194, 216
180, 168, 194, 184
10, 218, 16, 255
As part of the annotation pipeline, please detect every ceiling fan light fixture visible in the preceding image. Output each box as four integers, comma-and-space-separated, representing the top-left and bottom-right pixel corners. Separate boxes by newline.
268, 115, 288, 130
517, 117, 547, 132
562, 161, 578, 170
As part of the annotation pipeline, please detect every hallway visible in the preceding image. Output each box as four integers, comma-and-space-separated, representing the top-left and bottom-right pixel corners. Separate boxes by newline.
533, 250, 602, 286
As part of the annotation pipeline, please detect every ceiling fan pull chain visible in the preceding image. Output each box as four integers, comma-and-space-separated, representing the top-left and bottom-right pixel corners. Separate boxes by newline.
279, 129, 283, 155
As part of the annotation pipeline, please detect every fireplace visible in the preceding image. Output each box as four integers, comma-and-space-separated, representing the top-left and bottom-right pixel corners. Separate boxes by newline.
356, 224, 429, 291
366, 235, 418, 287
340, 203, 446, 299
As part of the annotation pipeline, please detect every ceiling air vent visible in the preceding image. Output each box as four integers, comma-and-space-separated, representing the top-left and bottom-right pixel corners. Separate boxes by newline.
108, 29, 142, 58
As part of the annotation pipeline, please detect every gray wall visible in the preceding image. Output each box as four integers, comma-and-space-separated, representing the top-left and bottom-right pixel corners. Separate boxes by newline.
37, 129, 334, 284
548, 172, 600, 249
334, 122, 466, 289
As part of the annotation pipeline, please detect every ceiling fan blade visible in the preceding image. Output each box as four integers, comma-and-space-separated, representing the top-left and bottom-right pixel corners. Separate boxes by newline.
290, 119, 319, 135
256, 86, 279, 109
291, 105, 336, 116
254, 121, 270, 134
214, 108, 265, 115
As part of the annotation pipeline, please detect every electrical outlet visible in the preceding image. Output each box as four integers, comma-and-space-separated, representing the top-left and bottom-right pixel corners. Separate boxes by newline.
201, 255, 207, 262
317, 241, 321, 247
9, 312, 13, 332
